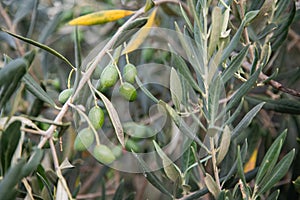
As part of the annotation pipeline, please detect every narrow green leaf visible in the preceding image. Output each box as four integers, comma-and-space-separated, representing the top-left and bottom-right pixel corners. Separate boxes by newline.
135, 76, 159, 103
266, 190, 280, 200
144, 0, 154, 12
0, 121, 21, 174
0, 58, 27, 86
246, 96, 300, 115
231, 102, 265, 139
293, 176, 300, 194
0, 159, 26, 199
0, 28, 75, 69
255, 130, 287, 185
179, 3, 193, 31
224, 99, 243, 125
21, 148, 44, 177
170, 68, 183, 110
208, 75, 223, 125
133, 152, 173, 197
112, 179, 124, 200
153, 140, 182, 183
171, 52, 203, 94
221, 45, 249, 83
204, 173, 220, 199
94, 90, 124, 147
258, 149, 295, 195
73, 26, 82, 90
221, 11, 259, 62
208, 7, 222, 57
237, 146, 246, 184
217, 125, 231, 165
23, 74, 57, 107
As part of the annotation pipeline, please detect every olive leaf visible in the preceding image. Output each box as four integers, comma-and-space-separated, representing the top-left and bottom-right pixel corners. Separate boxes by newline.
170, 68, 183, 110
153, 140, 183, 183
68, 10, 135, 26
94, 90, 125, 147
217, 125, 231, 165
123, 8, 157, 54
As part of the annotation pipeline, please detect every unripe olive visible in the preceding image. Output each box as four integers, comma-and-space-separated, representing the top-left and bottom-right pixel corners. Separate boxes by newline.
88, 106, 104, 130
93, 144, 116, 164
119, 82, 137, 101
58, 88, 73, 104
125, 139, 140, 153
74, 128, 95, 151
99, 64, 118, 91
123, 63, 137, 84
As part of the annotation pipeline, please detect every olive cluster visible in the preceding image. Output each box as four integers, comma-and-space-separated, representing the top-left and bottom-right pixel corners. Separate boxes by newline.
97, 62, 138, 101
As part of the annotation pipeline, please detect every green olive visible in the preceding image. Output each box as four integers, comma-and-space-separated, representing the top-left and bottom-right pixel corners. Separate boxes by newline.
74, 128, 95, 151
93, 144, 116, 164
125, 139, 140, 152
58, 88, 73, 104
88, 106, 105, 130
119, 82, 137, 101
123, 63, 137, 84
99, 64, 118, 91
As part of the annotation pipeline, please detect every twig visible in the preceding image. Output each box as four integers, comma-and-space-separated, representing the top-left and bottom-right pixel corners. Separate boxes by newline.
242, 61, 300, 97
210, 138, 221, 190
237, 0, 255, 61
21, 127, 46, 136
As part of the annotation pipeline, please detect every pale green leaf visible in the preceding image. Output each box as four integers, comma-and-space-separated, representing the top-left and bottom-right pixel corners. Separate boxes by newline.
153, 140, 182, 183
204, 173, 220, 199
94, 91, 124, 147
170, 68, 183, 110
217, 125, 231, 164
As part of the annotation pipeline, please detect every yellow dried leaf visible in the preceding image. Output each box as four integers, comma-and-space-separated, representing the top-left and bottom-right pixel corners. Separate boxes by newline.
123, 8, 157, 54
244, 148, 258, 173
68, 10, 135, 26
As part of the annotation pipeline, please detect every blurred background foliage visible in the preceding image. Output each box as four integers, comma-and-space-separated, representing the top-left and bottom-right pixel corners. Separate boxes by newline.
0, 0, 300, 199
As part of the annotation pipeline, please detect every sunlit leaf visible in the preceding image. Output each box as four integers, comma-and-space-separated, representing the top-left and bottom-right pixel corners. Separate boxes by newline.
244, 148, 258, 173
69, 10, 135, 26
123, 8, 157, 54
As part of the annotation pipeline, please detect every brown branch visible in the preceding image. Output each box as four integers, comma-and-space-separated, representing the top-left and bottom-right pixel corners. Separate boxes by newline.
243, 61, 300, 97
